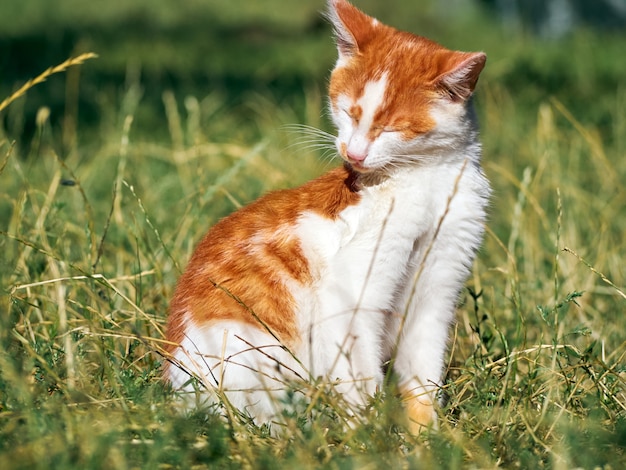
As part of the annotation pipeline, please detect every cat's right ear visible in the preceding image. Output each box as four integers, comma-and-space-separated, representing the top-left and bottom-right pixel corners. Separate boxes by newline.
327, 0, 377, 62
437, 52, 487, 103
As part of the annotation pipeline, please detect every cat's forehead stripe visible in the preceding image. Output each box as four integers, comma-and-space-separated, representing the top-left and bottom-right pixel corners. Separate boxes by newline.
328, 30, 442, 138
355, 72, 388, 132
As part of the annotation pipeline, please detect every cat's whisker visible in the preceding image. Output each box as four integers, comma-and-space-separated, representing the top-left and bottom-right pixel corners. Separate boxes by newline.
282, 123, 336, 139
286, 138, 335, 147
283, 126, 337, 159
319, 151, 340, 169
321, 106, 333, 120
289, 137, 336, 149
321, 147, 339, 158
283, 130, 335, 144
285, 142, 337, 156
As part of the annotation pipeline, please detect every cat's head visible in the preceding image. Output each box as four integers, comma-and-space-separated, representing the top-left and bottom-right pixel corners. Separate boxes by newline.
327, 0, 486, 173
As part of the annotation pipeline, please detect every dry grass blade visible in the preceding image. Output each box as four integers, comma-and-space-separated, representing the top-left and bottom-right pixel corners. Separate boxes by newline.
0, 141, 15, 176
0, 52, 98, 113
563, 246, 626, 300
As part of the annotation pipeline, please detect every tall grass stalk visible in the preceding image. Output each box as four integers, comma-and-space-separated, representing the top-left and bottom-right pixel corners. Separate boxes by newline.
0, 53, 97, 114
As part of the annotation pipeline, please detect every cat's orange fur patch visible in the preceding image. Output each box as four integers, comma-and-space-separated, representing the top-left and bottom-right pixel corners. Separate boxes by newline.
403, 393, 436, 434
348, 104, 363, 122
165, 165, 361, 355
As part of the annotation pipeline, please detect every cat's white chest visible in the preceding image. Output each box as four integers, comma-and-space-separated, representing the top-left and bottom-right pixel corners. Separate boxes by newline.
294, 163, 487, 312
290, 162, 487, 383
296, 168, 438, 308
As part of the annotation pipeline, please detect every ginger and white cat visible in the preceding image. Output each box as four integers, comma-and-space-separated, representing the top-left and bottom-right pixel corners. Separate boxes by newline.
165, 0, 489, 433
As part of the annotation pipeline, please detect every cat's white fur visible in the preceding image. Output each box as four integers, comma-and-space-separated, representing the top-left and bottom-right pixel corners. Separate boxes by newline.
339, 72, 389, 162
169, 68, 490, 425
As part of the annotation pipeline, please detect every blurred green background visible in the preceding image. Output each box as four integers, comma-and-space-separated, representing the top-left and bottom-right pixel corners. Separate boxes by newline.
2, 0, 625, 147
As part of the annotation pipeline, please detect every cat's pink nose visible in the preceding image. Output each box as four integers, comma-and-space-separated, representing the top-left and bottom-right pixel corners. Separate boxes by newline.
344, 134, 370, 164
345, 138, 369, 163
346, 149, 367, 162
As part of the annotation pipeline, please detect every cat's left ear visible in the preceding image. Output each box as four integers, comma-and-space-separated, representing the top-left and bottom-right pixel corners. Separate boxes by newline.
327, 0, 377, 62
437, 52, 487, 102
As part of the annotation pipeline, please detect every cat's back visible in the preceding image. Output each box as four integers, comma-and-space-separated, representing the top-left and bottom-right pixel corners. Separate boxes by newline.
165, 165, 361, 351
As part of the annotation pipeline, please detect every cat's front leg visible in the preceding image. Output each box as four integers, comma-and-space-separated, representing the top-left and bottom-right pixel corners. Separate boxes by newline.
391, 307, 450, 433
388, 198, 486, 433
387, 268, 465, 433
305, 294, 386, 414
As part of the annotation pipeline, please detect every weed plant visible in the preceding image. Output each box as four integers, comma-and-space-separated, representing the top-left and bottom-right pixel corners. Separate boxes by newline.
1, 19, 626, 470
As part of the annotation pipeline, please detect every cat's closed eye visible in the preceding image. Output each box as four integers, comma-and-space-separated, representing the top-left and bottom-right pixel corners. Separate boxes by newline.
372, 125, 400, 133
340, 108, 359, 123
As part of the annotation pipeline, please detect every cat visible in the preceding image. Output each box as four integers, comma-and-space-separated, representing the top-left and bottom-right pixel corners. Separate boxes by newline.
164, 0, 489, 434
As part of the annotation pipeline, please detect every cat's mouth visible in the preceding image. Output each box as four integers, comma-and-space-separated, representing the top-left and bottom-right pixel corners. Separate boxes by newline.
345, 159, 379, 174
347, 159, 366, 171
339, 143, 376, 173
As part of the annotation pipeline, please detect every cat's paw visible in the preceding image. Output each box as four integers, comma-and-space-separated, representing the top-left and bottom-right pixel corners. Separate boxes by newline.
404, 396, 437, 435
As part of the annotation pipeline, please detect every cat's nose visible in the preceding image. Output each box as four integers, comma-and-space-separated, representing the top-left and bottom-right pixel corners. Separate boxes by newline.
346, 135, 369, 162
346, 148, 367, 162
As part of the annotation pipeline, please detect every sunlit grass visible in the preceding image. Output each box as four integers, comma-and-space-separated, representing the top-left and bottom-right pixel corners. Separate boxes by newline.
1, 29, 626, 469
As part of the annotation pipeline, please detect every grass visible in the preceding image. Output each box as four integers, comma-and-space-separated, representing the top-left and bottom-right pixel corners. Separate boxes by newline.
1, 6, 626, 469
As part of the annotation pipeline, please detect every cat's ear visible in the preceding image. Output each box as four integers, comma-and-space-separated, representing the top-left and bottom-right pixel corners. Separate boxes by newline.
437, 52, 487, 102
327, 0, 377, 61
